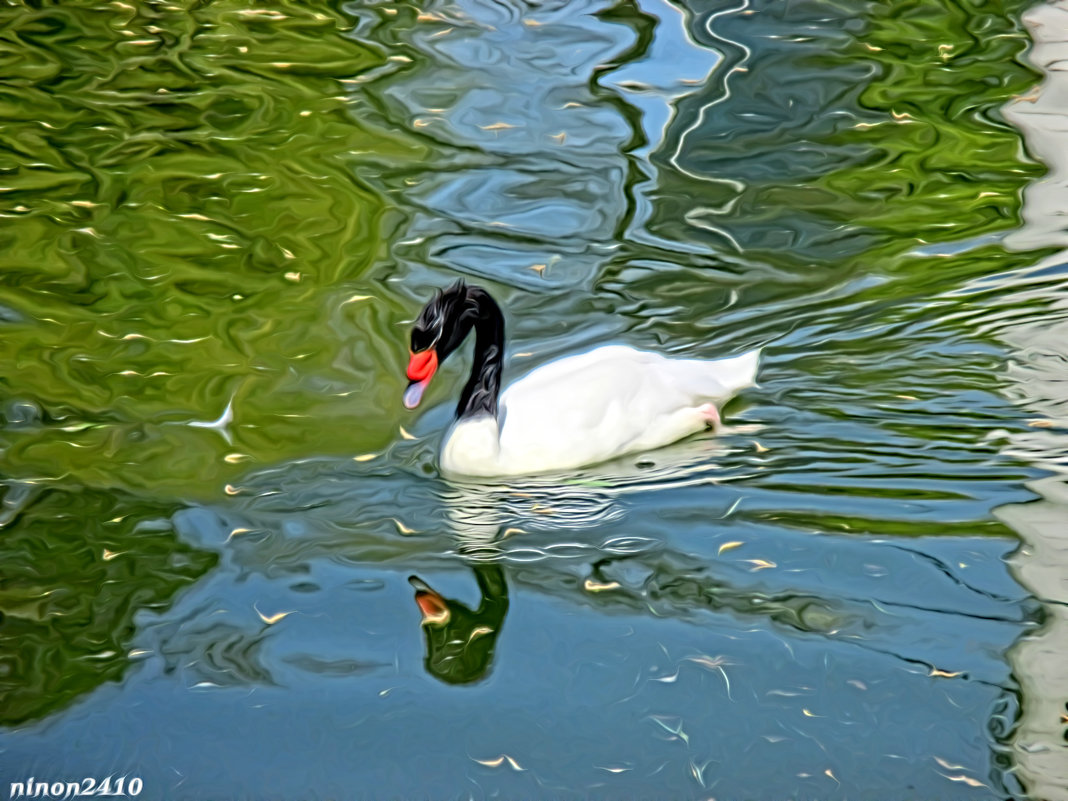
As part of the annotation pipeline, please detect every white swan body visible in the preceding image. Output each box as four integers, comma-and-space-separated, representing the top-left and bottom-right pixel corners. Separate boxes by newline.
404, 283, 760, 478
440, 345, 760, 477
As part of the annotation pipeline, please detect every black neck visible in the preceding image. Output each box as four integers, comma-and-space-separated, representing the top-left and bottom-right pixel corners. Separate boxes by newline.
456, 288, 504, 420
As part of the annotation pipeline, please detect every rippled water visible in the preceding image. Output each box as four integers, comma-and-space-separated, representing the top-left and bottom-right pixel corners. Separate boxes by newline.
1, 0, 1066, 798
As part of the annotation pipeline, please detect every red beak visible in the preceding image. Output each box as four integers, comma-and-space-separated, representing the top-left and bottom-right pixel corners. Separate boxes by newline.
404, 349, 438, 409
409, 576, 450, 625
407, 349, 438, 382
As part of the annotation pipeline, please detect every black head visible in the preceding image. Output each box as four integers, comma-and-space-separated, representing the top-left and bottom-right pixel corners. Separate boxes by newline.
404, 281, 503, 411
410, 280, 478, 362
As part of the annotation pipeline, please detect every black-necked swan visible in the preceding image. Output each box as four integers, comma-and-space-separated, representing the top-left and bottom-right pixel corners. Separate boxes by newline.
403, 281, 760, 477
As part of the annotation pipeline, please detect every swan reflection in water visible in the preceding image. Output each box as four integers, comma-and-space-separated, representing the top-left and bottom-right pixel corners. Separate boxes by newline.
407, 433, 761, 685
407, 566, 508, 686
439, 431, 753, 551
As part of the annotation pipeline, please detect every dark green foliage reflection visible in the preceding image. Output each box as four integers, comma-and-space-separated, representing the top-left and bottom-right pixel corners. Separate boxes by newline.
0, 483, 216, 725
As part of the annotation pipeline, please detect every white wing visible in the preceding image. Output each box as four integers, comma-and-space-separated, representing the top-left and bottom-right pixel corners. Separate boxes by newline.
490, 346, 759, 474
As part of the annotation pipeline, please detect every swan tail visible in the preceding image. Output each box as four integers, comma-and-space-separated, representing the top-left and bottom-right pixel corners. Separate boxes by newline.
678, 348, 761, 401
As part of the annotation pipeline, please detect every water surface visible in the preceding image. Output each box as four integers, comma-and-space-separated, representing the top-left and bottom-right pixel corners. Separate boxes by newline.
0, 0, 1064, 798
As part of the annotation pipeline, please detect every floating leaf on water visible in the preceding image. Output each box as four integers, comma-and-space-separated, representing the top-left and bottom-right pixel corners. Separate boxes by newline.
718, 541, 743, 555
685, 655, 733, 698
353, 453, 377, 462
802, 708, 822, 717
752, 440, 768, 452
690, 759, 706, 787
501, 527, 525, 537
473, 754, 525, 771
550, 132, 566, 143
399, 426, 417, 440
237, 9, 287, 19
254, 605, 292, 625
743, 558, 776, 570
584, 579, 620, 593
934, 757, 966, 771
523, 18, 542, 27
685, 655, 731, 670
529, 263, 547, 274
929, 668, 962, 678
225, 527, 253, 543
392, 518, 417, 535
224, 453, 251, 464
1027, 419, 1056, 428
649, 715, 689, 745
60, 422, 95, 432
479, 122, 518, 131
939, 774, 987, 788
102, 549, 123, 561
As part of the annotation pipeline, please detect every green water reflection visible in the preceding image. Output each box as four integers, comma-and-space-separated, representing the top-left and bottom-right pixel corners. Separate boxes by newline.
0, 1, 420, 497
0, 0, 1044, 496
0, 481, 215, 725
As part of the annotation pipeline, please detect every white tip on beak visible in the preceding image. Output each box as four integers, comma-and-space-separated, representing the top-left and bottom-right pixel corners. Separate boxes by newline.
404, 380, 429, 409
